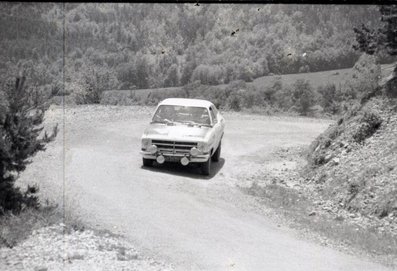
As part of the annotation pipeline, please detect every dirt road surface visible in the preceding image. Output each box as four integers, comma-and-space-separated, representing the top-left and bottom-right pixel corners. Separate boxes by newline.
18, 106, 394, 271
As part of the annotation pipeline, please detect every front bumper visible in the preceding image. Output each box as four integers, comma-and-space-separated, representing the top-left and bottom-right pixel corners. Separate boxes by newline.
140, 150, 210, 163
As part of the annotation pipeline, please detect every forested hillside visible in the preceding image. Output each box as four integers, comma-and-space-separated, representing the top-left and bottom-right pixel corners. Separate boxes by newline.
0, 3, 389, 95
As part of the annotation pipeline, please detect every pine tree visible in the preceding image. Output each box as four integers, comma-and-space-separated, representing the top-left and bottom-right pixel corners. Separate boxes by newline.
379, 5, 397, 56
0, 76, 57, 215
353, 24, 378, 55
353, 5, 397, 56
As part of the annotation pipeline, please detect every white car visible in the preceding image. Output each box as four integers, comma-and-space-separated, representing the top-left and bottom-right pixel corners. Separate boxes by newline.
140, 98, 225, 175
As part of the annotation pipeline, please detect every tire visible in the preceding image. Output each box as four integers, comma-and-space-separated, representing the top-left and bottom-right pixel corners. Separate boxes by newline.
211, 141, 221, 162
142, 158, 153, 167
201, 157, 211, 176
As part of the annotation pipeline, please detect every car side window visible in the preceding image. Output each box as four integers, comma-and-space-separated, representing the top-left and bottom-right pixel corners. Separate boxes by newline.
209, 107, 217, 124
212, 106, 219, 115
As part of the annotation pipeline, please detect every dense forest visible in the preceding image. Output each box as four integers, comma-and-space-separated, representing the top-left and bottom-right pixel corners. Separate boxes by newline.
0, 3, 389, 93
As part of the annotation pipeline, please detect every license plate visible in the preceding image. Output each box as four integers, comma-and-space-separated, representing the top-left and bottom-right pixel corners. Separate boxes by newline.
164, 156, 181, 162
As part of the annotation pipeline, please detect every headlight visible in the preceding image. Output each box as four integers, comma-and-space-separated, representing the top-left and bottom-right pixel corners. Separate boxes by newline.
197, 142, 209, 153
190, 147, 199, 156
148, 144, 157, 154
141, 138, 151, 149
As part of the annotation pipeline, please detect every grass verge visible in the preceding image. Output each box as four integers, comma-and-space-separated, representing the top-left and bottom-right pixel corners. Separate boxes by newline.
0, 203, 87, 249
0, 205, 61, 248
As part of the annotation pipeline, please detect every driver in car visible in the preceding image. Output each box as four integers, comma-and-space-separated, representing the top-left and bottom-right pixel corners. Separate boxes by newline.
192, 108, 210, 125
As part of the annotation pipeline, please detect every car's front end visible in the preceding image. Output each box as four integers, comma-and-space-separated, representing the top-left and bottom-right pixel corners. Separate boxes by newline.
141, 138, 211, 165
140, 130, 212, 166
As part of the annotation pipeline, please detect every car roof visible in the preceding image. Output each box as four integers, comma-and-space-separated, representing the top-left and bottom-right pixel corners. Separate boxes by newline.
159, 98, 214, 108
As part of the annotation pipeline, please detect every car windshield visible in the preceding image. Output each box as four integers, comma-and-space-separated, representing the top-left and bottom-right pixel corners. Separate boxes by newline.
152, 105, 211, 126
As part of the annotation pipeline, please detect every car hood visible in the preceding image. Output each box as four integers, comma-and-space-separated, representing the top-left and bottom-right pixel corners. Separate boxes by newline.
143, 123, 210, 142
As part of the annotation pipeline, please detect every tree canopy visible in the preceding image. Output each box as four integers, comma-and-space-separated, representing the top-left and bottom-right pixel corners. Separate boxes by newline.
0, 3, 389, 92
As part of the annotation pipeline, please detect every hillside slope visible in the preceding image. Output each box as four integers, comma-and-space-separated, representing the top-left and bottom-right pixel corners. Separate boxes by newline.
305, 96, 397, 232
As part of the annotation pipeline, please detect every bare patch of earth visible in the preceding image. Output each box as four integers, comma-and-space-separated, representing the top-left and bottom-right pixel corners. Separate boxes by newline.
0, 223, 174, 271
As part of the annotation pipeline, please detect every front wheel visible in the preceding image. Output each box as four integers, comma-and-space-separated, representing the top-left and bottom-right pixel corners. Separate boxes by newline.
211, 141, 221, 162
142, 158, 153, 167
201, 157, 211, 176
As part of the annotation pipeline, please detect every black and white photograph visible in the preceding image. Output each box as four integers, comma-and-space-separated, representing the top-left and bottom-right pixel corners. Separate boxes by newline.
0, 2, 396, 270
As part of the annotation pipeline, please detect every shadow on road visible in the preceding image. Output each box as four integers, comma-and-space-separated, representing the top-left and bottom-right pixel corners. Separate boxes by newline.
141, 158, 225, 180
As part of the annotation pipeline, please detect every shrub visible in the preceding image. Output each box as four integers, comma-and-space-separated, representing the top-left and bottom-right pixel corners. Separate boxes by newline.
68, 82, 86, 105
352, 110, 382, 143
226, 92, 242, 111
69, 64, 119, 104
237, 65, 254, 82
291, 79, 315, 115
135, 55, 150, 89
307, 134, 333, 166
116, 62, 136, 89
375, 190, 397, 218
223, 80, 247, 111
274, 84, 293, 111
0, 76, 57, 215
318, 83, 339, 114
263, 80, 282, 106
306, 119, 345, 167
241, 89, 258, 108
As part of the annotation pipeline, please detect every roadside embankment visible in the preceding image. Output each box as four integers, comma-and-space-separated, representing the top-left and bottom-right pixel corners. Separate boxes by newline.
243, 96, 397, 266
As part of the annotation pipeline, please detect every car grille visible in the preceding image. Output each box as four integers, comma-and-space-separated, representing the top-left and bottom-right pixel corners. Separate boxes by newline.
152, 140, 197, 154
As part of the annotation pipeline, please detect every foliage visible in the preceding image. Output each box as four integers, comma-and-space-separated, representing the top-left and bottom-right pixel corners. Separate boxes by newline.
0, 3, 388, 97
352, 110, 382, 143
353, 5, 397, 56
68, 63, 119, 104
379, 5, 397, 56
2, 3, 390, 116
164, 64, 180, 87
262, 80, 281, 106
384, 68, 397, 98
317, 83, 339, 114
353, 24, 378, 55
0, 75, 57, 215
341, 54, 380, 101
291, 79, 315, 115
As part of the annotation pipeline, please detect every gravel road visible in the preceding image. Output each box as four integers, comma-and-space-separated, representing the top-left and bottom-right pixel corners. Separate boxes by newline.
15, 105, 394, 271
